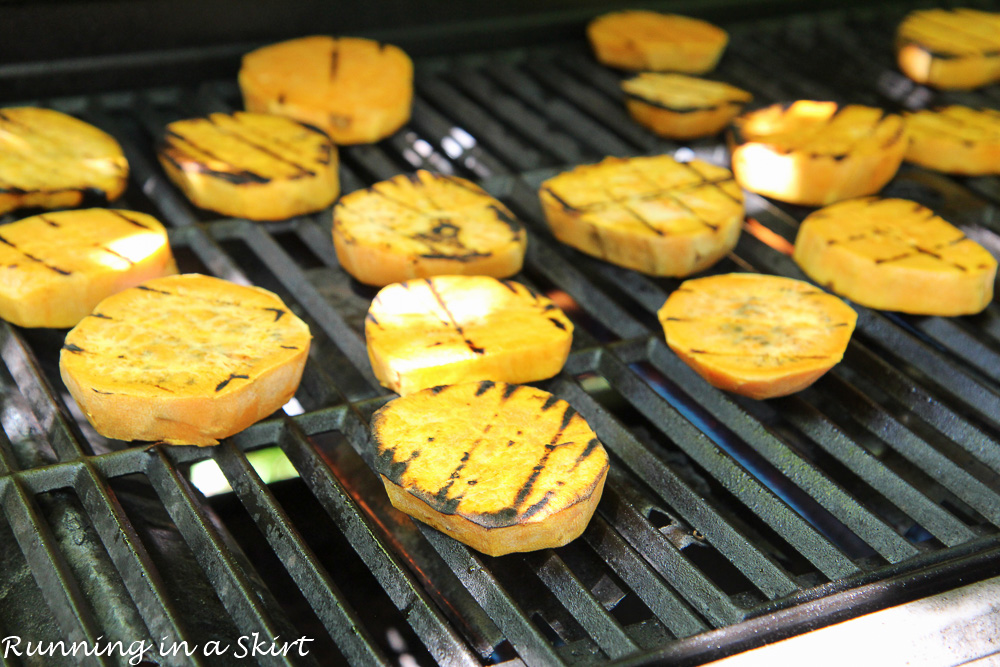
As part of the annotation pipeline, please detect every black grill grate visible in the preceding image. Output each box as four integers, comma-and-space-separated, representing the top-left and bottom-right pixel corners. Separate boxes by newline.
3, 3, 1000, 665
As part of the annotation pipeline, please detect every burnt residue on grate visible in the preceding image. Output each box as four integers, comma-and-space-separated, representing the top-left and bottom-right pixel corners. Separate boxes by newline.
1, 4, 1000, 666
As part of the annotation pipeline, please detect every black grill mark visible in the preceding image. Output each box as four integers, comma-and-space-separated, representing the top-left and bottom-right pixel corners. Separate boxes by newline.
63, 343, 85, 353
429, 385, 448, 394
541, 395, 560, 412
330, 44, 340, 79
97, 244, 135, 266
502, 384, 521, 401
164, 130, 271, 184
520, 490, 555, 521
38, 215, 60, 227
280, 345, 299, 349
425, 278, 485, 355
366, 312, 380, 327
542, 186, 578, 212
215, 373, 250, 392
499, 280, 520, 294
487, 204, 523, 235
549, 317, 567, 330
108, 210, 152, 229
264, 307, 286, 322
206, 116, 319, 177
571, 438, 602, 472
92, 388, 114, 395
475, 381, 495, 396
90, 313, 112, 319
137, 285, 172, 295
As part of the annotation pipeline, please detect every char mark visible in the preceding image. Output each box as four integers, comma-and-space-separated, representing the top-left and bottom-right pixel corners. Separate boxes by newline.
62, 343, 85, 353
137, 285, 172, 295
540, 394, 560, 412
475, 380, 495, 396
571, 438, 602, 472
542, 186, 578, 212
502, 384, 520, 401
108, 210, 152, 229
548, 317, 567, 330
264, 307, 287, 322
215, 373, 250, 392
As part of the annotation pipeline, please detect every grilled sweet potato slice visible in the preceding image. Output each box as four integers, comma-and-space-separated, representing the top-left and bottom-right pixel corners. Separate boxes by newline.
333, 170, 526, 286
587, 11, 728, 73
658, 273, 857, 399
239, 36, 413, 145
60, 274, 311, 446
0, 209, 177, 328
730, 101, 907, 206
371, 381, 609, 556
904, 106, 1000, 175
538, 155, 743, 276
158, 112, 338, 220
896, 8, 1000, 89
622, 73, 751, 140
0, 107, 128, 216
794, 197, 997, 316
366, 276, 573, 395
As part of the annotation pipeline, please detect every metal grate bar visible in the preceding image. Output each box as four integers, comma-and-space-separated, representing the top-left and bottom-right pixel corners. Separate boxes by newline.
274, 417, 482, 664
488, 61, 635, 158
552, 376, 801, 602
536, 55, 669, 154
144, 448, 300, 667
73, 462, 206, 666
415, 74, 546, 172
596, 481, 742, 628
211, 440, 390, 666
0, 478, 113, 666
528, 550, 640, 659
645, 340, 921, 563
417, 524, 566, 665
448, 68, 585, 165
409, 95, 509, 178
824, 373, 1000, 529
908, 317, 1000, 388
582, 514, 708, 638
590, 355, 860, 581
774, 397, 977, 548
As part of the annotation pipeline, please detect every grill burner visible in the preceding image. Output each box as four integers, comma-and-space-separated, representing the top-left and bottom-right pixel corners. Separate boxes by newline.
2, 3, 1000, 665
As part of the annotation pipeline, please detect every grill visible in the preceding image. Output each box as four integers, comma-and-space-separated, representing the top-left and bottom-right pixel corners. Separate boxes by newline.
3, 2, 1000, 665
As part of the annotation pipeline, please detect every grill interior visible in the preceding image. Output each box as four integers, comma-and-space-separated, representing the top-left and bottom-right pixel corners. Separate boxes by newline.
3, 3, 1000, 665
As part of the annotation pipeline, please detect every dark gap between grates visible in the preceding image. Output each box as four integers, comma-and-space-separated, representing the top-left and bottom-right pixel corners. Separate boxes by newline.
107, 473, 244, 653
201, 477, 347, 666
269, 229, 328, 272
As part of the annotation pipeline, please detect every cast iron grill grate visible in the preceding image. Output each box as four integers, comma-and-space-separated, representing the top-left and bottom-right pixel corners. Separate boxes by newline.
2, 4, 1000, 666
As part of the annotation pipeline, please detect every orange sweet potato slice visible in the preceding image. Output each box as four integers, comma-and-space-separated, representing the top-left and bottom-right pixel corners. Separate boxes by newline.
794, 197, 997, 316
239, 36, 413, 145
333, 170, 526, 286
0, 107, 128, 216
658, 273, 857, 399
587, 11, 728, 73
0, 209, 176, 328
904, 106, 1000, 175
896, 8, 1000, 89
366, 275, 573, 395
538, 155, 743, 276
622, 73, 751, 140
730, 101, 907, 206
60, 274, 311, 446
371, 381, 609, 556
158, 112, 339, 220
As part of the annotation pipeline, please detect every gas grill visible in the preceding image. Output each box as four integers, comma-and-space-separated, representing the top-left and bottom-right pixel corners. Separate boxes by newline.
2, 1, 1000, 665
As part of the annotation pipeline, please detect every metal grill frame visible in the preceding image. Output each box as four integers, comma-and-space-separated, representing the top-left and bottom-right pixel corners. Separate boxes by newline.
2, 2, 1000, 665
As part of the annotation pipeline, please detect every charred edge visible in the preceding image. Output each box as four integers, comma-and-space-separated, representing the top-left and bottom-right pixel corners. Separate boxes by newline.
366, 312, 380, 327
108, 210, 151, 229
90, 312, 112, 319
137, 285, 172, 295
624, 91, 736, 114
542, 186, 578, 212
664, 317, 690, 321
543, 303, 557, 311
38, 215, 60, 228
403, 172, 425, 185
475, 380, 495, 396
376, 447, 420, 484
330, 45, 340, 79
440, 174, 486, 196
559, 404, 577, 431
520, 490, 555, 521
429, 385, 448, 394
874, 252, 915, 264
916, 247, 943, 260
549, 317, 567, 330
92, 388, 114, 395
264, 307, 286, 322
488, 204, 523, 235
62, 343, 85, 353
503, 383, 521, 401
882, 122, 906, 150
280, 345, 299, 350
499, 280, 520, 294
215, 373, 250, 392
571, 438, 602, 472
541, 394, 560, 412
